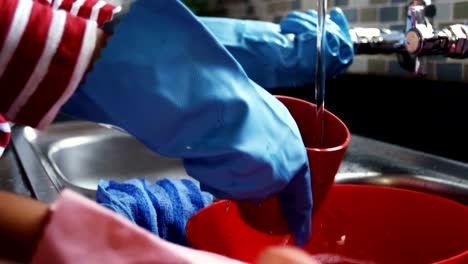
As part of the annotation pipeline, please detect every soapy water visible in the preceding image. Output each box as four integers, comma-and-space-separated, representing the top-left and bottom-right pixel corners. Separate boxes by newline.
314, 0, 327, 148
311, 254, 377, 264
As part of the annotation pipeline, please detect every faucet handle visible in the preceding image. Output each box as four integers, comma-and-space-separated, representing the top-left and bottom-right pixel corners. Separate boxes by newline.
405, 0, 434, 75
405, 23, 436, 55
405, 24, 468, 59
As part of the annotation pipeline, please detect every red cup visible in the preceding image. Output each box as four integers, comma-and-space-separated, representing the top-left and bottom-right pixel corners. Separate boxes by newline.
274, 95, 350, 211
186, 185, 468, 264
232, 95, 351, 235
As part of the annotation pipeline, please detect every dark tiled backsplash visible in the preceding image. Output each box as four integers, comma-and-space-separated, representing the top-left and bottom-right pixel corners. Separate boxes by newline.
360, 7, 378, 22
454, 2, 468, 20
206, 0, 468, 83
464, 64, 468, 82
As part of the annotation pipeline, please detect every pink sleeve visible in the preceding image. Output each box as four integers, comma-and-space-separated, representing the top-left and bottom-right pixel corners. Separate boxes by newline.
31, 189, 248, 264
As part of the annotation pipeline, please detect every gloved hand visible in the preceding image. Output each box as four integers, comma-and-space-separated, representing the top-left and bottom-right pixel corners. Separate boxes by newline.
280, 8, 354, 80
199, 7, 354, 88
62, 0, 312, 245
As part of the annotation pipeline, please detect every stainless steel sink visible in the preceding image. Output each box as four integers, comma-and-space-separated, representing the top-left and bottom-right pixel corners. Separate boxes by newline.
12, 122, 191, 201
11, 121, 468, 205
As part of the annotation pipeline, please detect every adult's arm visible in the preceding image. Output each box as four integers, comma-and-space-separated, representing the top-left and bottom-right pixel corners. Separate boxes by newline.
0, 0, 105, 128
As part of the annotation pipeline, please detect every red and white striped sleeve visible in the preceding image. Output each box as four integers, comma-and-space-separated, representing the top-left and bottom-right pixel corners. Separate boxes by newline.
49, 0, 120, 27
0, 0, 97, 129
0, 115, 11, 157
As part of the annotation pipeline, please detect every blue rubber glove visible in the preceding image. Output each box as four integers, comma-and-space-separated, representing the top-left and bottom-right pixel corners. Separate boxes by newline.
199, 7, 354, 88
63, 0, 312, 245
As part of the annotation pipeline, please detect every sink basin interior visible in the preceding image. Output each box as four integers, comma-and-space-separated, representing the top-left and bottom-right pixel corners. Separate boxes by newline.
14, 122, 193, 200
48, 135, 190, 192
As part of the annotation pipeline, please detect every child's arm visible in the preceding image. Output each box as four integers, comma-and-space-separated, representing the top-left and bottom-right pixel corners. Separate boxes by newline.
0, 190, 247, 264
0, 0, 107, 129
0, 191, 49, 263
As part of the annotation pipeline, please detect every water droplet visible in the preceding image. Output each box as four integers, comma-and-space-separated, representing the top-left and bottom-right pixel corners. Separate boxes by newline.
336, 235, 346, 246
186, 146, 192, 150
224, 201, 231, 212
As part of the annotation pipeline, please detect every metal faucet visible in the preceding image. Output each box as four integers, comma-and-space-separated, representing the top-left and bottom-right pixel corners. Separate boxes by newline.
350, 0, 467, 76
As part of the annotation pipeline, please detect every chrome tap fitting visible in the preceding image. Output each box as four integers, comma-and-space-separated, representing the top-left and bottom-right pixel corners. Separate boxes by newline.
404, 0, 468, 75
404, 0, 433, 75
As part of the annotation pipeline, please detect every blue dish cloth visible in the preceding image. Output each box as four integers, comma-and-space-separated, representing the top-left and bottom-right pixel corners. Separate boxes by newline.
96, 178, 214, 246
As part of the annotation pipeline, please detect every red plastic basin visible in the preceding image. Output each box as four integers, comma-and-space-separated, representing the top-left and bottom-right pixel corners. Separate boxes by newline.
186, 185, 468, 264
